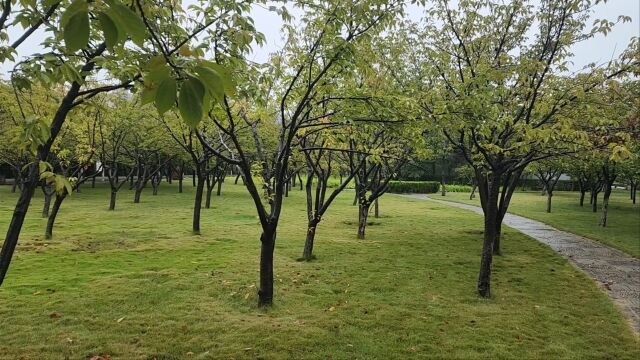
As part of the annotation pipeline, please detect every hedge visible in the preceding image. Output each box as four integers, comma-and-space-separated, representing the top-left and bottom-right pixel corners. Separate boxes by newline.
441, 184, 472, 193
387, 181, 440, 194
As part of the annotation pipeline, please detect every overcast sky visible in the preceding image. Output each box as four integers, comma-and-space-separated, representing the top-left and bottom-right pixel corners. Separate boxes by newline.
0, 0, 638, 77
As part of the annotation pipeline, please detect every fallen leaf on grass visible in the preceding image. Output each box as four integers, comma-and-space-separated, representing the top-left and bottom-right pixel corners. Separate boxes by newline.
117, 317, 125, 323
244, 293, 251, 300
328, 306, 336, 312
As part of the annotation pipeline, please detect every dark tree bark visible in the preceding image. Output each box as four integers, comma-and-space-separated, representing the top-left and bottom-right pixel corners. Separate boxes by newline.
374, 198, 379, 218
41, 183, 55, 218
216, 174, 223, 196
109, 191, 117, 210
591, 187, 600, 213
258, 227, 276, 307
357, 201, 370, 239
178, 163, 184, 193
599, 165, 617, 227
193, 173, 205, 234
45, 193, 66, 239
205, 172, 215, 209
301, 220, 318, 261
0, 163, 38, 285
477, 172, 500, 298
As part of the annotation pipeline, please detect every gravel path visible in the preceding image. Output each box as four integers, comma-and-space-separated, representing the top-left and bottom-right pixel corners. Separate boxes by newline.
399, 193, 640, 333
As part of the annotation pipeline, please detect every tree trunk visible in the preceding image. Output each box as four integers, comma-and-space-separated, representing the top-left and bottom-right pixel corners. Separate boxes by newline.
91, 175, 96, 188
478, 174, 500, 298
258, 228, 276, 307
134, 187, 143, 203
600, 183, 613, 227
633, 184, 637, 205
234, 174, 241, 184
470, 184, 477, 200
178, 164, 184, 193
216, 177, 223, 196
109, 190, 117, 211
592, 192, 598, 213
493, 220, 502, 256
301, 222, 317, 261
579, 190, 585, 207
192, 173, 196, 187
0, 163, 38, 286
298, 173, 303, 190
357, 202, 370, 239
546, 191, 553, 213
193, 175, 205, 234
441, 173, 446, 196
42, 187, 53, 218
205, 178, 214, 209
45, 194, 66, 239
11, 172, 18, 193
374, 198, 379, 218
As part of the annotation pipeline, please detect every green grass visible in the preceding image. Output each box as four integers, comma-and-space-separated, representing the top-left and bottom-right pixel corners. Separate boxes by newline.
0, 183, 638, 359
431, 191, 640, 258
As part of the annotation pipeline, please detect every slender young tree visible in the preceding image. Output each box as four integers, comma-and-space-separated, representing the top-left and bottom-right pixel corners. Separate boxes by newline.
532, 159, 564, 213
195, 0, 408, 306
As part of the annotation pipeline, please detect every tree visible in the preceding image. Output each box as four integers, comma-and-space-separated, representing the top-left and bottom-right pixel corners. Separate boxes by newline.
350, 125, 411, 239
0, 0, 253, 286
193, 0, 407, 306
532, 159, 564, 213
44, 108, 102, 239
298, 128, 361, 261
411, 0, 637, 297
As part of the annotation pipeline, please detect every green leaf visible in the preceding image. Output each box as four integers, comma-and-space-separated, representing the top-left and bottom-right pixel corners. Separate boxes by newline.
97, 12, 119, 49
140, 87, 157, 105
63, 11, 90, 52
38, 161, 51, 174
60, 0, 88, 27
40, 171, 54, 180
178, 77, 205, 128
144, 65, 171, 87
200, 61, 236, 97
106, 0, 147, 46
194, 65, 224, 103
155, 77, 177, 114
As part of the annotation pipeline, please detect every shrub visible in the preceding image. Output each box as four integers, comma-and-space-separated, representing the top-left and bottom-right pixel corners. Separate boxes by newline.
442, 184, 472, 193
388, 181, 440, 194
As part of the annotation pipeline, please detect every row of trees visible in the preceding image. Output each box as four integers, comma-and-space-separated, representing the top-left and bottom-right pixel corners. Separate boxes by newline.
0, 0, 637, 306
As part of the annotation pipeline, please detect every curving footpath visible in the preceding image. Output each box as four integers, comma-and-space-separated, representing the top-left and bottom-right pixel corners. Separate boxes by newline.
399, 193, 640, 334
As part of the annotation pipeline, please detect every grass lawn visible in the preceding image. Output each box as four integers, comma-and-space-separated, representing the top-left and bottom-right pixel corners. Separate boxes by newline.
0, 183, 638, 359
431, 191, 640, 258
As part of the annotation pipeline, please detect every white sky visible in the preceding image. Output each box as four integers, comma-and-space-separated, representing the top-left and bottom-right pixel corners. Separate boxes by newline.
0, 0, 638, 76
